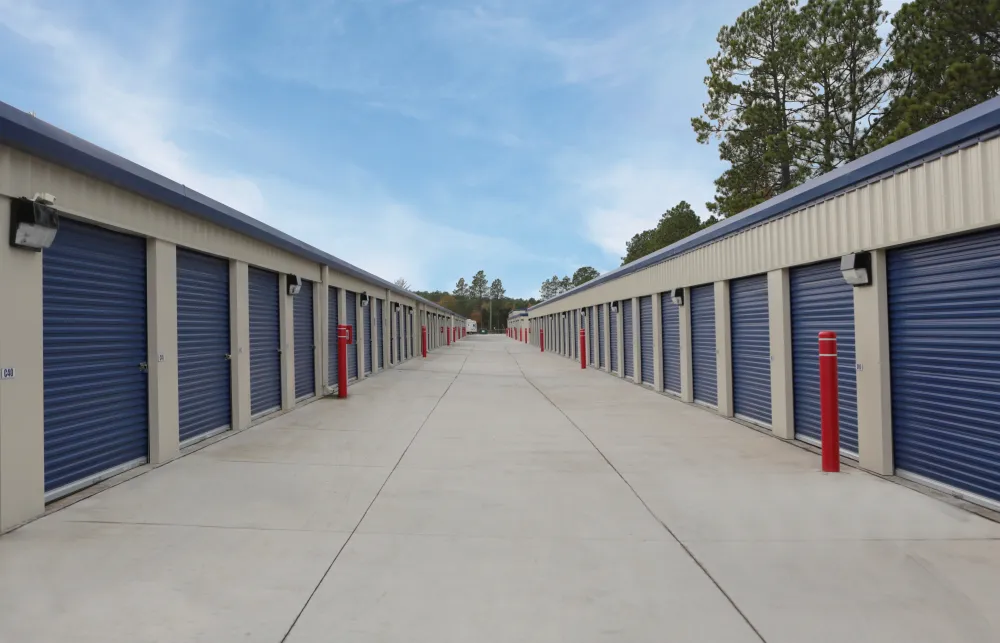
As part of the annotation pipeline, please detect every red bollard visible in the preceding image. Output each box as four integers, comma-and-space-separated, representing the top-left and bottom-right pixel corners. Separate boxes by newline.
579, 328, 586, 369
337, 324, 352, 398
540, 329, 545, 352
819, 331, 840, 473
421, 325, 427, 358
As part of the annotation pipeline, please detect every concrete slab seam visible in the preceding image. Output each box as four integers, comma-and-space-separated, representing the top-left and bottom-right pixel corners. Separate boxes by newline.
277, 350, 470, 643
508, 352, 768, 643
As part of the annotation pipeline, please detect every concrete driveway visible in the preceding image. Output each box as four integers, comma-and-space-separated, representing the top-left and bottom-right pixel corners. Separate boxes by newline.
2, 336, 999, 642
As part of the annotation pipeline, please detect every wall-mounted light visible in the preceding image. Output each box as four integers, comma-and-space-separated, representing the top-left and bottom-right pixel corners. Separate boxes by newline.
394, 302, 401, 312
671, 288, 684, 306
361, 292, 371, 306
287, 275, 302, 296
610, 301, 619, 314
9, 194, 60, 251
579, 308, 586, 318
840, 252, 872, 287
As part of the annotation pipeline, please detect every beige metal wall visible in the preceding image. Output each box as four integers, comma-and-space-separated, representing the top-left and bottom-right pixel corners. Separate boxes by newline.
0, 145, 458, 533
527, 134, 1000, 487
532, 138, 1000, 315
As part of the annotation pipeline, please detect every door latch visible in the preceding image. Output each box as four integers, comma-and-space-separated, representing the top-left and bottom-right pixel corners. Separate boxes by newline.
225, 353, 232, 361
138, 362, 149, 373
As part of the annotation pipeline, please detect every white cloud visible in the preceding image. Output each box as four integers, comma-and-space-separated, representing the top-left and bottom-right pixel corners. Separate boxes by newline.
570, 160, 717, 258
0, 0, 267, 218
0, 0, 538, 293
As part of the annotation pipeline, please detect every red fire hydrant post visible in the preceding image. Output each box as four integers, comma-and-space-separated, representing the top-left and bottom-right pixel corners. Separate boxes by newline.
579, 329, 586, 369
337, 324, 352, 398
421, 326, 427, 358
819, 331, 840, 472
540, 329, 545, 352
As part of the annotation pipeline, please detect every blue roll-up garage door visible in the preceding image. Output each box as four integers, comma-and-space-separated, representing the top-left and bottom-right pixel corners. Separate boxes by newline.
598, 305, 606, 368
791, 260, 858, 454
640, 296, 654, 385
731, 275, 771, 426
377, 299, 385, 369
328, 287, 339, 388
403, 307, 409, 359
345, 291, 358, 380
889, 228, 1000, 506
249, 267, 281, 416
623, 300, 634, 378
43, 218, 149, 497
610, 304, 619, 373
588, 307, 595, 365
408, 309, 414, 358
691, 284, 717, 406
364, 300, 373, 375
661, 293, 682, 395
294, 279, 315, 399
177, 248, 231, 444
573, 311, 578, 359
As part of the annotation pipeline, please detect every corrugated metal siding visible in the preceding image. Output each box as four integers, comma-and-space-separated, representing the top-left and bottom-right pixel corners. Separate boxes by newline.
42, 218, 148, 495
345, 291, 358, 380
661, 294, 682, 394
791, 261, 858, 454
294, 280, 316, 399
525, 136, 1000, 315
691, 285, 717, 406
640, 296, 654, 385
377, 299, 385, 368
588, 307, 595, 364
623, 300, 634, 378
731, 275, 772, 426
249, 267, 281, 415
889, 228, 1000, 505
598, 305, 605, 368
177, 248, 231, 442
610, 305, 619, 373
328, 287, 339, 386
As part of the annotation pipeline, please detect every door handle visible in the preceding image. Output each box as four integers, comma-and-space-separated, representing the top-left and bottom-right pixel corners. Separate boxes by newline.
138, 362, 149, 372
225, 353, 232, 360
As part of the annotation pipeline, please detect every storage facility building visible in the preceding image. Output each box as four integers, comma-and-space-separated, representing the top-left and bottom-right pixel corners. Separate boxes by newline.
527, 96, 1000, 512
0, 102, 464, 533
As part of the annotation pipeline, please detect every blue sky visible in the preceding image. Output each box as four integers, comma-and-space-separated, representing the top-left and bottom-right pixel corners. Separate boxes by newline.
2, 0, 791, 298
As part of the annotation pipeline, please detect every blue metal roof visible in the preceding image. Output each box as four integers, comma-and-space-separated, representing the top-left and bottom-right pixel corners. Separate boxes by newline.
0, 101, 463, 321
532, 95, 1000, 310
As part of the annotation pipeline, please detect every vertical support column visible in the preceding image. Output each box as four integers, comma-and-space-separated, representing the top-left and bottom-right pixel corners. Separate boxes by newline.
278, 274, 295, 409
768, 269, 795, 439
319, 267, 331, 388
357, 293, 367, 380
603, 305, 611, 373
679, 288, 694, 403
715, 280, 733, 417
631, 297, 641, 384
855, 250, 893, 475
147, 239, 179, 464
230, 260, 251, 432
314, 278, 325, 393
0, 196, 45, 532
616, 304, 625, 378
652, 293, 664, 392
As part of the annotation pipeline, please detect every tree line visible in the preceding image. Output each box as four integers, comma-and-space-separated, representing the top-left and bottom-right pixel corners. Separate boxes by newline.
414, 270, 535, 331
621, 0, 999, 266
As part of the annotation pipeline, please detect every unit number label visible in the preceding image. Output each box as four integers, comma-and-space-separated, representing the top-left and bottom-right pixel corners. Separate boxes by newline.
1, 367, 14, 379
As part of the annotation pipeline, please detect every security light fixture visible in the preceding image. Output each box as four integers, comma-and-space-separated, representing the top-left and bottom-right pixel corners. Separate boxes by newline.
287, 275, 302, 296
840, 252, 872, 287
9, 194, 60, 251
610, 301, 619, 314
394, 302, 401, 312
671, 288, 684, 306
361, 292, 370, 306
580, 308, 586, 318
